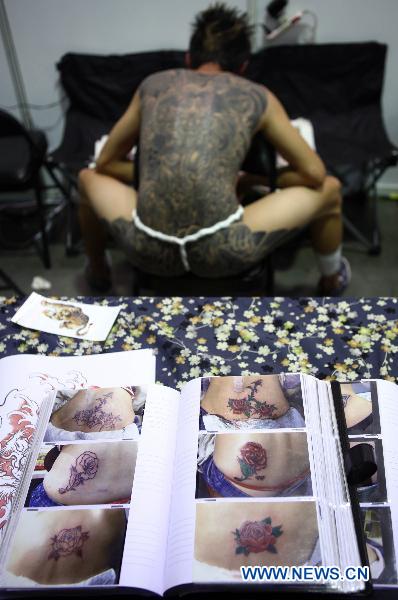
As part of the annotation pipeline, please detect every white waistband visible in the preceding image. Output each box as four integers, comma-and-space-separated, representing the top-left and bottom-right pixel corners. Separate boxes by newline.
132, 206, 244, 271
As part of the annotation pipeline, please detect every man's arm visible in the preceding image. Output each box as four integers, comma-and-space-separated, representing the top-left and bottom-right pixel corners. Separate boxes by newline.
95, 92, 141, 184
258, 90, 326, 189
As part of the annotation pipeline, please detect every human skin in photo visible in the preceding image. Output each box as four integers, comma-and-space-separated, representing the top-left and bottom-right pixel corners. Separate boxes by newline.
200, 375, 304, 430
6, 508, 126, 585
197, 431, 311, 498
28, 441, 138, 506
194, 501, 318, 574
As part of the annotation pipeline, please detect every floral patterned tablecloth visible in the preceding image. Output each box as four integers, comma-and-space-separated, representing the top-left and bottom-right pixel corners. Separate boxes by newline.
1, 295, 397, 385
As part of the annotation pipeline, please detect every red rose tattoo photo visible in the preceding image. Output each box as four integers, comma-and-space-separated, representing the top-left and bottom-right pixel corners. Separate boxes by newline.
233, 517, 283, 556
48, 526, 89, 561
234, 441, 267, 483
227, 380, 277, 419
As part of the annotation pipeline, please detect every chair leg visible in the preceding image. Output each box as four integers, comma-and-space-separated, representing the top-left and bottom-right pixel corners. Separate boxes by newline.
34, 179, 51, 269
0, 268, 24, 295
45, 161, 79, 256
368, 184, 381, 255
131, 269, 142, 296
265, 253, 275, 295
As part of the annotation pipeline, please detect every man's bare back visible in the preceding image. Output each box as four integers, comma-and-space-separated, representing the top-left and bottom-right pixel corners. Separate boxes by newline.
138, 69, 266, 234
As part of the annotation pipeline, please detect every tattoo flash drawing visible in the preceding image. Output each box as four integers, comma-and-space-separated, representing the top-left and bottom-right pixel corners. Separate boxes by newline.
234, 517, 283, 556
73, 393, 122, 431
59, 451, 99, 494
41, 300, 92, 336
234, 442, 267, 483
48, 526, 89, 560
228, 379, 277, 419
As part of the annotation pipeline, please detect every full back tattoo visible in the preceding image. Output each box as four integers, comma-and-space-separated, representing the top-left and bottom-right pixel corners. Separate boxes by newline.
112, 70, 288, 277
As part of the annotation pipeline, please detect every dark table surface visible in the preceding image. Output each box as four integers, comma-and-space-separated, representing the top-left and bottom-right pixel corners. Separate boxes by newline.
1, 296, 397, 386
1, 295, 398, 600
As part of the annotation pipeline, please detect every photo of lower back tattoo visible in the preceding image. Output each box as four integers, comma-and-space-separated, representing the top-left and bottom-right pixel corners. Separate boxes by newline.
349, 438, 386, 503
24, 440, 138, 508
193, 500, 320, 582
196, 431, 312, 498
361, 506, 397, 585
199, 374, 305, 431
341, 381, 380, 435
4, 507, 127, 587
43, 385, 147, 442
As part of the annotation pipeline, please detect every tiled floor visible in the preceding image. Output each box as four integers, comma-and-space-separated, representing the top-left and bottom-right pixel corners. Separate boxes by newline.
1, 198, 397, 298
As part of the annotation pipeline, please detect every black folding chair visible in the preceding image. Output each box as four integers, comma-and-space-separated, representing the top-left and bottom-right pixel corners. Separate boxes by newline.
247, 42, 398, 255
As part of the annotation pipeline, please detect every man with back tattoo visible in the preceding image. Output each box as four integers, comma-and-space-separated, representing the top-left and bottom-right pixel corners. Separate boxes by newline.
79, 3, 349, 295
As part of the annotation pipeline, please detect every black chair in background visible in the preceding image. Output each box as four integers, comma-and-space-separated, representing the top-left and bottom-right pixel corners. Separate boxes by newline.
0, 109, 74, 273
247, 42, 398, 255
0, 109, 51, 269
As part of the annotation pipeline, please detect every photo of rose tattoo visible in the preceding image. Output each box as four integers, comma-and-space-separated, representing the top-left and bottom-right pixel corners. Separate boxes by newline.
227, 379, 277, 419
48, 526, 89, 560
234, 442, 267, 483
72, 393, 122, 431
233, 517, 283, 556
58, 451, 99, 494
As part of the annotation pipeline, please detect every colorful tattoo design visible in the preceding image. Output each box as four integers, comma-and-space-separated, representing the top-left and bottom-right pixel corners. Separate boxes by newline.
227, 379, 277, 419
72, 393, 122, 431
58, 451, 99, 494
48, 526, 89, 560
234, 441, 267, 483
234, 517, 283, 556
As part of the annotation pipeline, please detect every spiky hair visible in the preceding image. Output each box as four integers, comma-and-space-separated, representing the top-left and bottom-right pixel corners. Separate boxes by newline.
189, 3, 252, 73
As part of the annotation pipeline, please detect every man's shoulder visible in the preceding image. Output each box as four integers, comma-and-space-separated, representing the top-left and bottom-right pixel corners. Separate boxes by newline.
139, 68, 185, 93
230, 72, 268, 96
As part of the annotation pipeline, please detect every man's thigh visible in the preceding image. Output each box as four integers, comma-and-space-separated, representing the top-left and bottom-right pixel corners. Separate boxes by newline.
242, 183, 332, 234
79, 169, 137, 223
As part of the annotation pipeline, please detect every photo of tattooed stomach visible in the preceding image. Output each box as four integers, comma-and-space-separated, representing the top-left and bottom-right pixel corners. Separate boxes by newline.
26, 441, 137, 507
4, 508, 126, 587
194, 501, 320, 582
197, 432, 312, 498
200, 375, 305, 431
44, 386, 146, 442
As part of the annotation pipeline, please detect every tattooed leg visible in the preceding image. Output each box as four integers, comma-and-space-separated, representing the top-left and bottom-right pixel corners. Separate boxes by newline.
48, 526, 90, 561
243, 176, 342, 252
78, 168, 137, 282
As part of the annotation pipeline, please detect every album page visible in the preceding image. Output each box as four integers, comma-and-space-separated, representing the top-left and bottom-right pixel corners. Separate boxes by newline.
340, 379, 398, 587
164, 374, 365, 595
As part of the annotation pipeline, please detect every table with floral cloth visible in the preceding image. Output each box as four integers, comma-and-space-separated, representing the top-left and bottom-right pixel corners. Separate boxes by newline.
0, 295, 397, 384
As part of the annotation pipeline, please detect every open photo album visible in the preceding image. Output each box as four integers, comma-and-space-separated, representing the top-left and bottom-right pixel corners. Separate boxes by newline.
0, 350, 397, 596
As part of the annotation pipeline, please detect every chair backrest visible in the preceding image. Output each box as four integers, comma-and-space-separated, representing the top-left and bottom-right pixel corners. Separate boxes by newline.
57, 51, 186, 122
0, 110, 45, 187
53, 51, 186, 167
0, 109, 29, 138
246, 42, 393, 168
